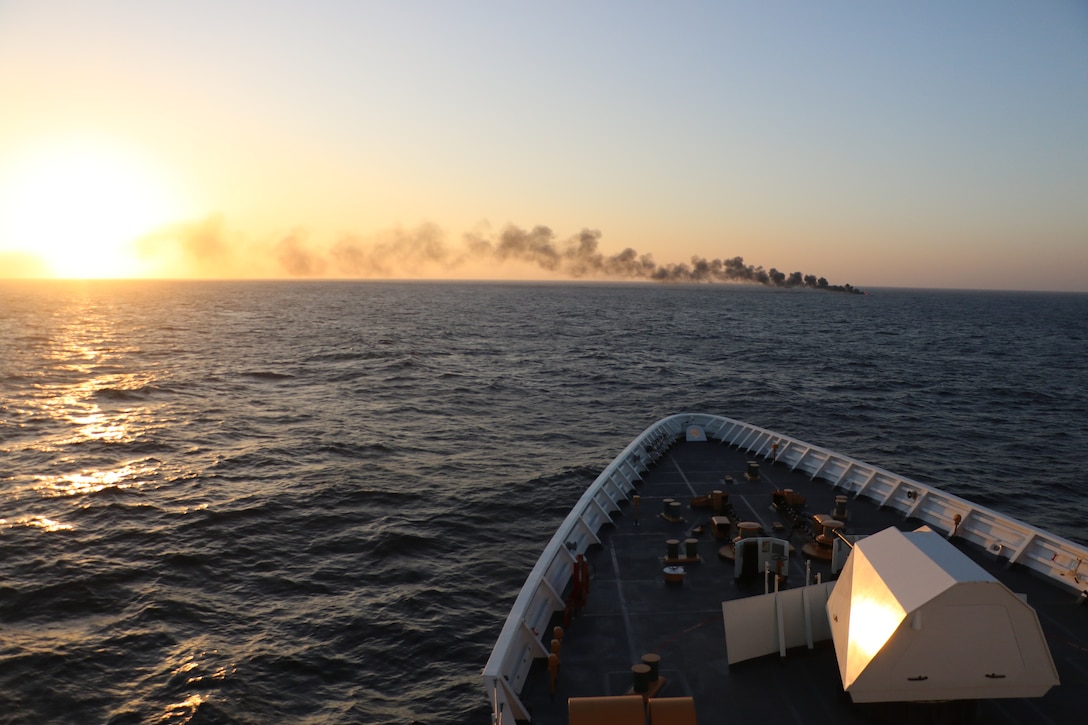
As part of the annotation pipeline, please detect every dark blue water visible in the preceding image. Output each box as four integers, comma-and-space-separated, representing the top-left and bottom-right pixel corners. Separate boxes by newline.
1, 281, 1085, 724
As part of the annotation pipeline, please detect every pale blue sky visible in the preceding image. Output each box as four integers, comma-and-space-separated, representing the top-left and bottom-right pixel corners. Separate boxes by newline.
1, 1, 1086, 288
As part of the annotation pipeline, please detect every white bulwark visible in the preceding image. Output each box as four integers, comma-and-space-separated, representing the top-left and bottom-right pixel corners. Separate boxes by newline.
826, 526, 1059, 703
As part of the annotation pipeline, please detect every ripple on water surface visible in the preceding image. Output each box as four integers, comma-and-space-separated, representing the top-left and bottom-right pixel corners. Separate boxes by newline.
0, 281, 1085, 723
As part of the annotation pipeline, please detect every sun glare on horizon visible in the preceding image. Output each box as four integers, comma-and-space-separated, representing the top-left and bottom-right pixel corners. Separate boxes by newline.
0, 139, 187, 279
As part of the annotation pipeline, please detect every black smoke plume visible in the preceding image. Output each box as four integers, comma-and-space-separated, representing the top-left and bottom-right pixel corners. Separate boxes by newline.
138, 219, 862, 293
463, 225, 862, 293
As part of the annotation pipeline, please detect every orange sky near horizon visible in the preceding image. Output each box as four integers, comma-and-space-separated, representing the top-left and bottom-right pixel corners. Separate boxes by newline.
1, 1, 1086, 291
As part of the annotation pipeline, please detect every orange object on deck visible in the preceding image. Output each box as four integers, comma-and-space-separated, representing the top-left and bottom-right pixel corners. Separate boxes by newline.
568, 694, 645, 725
648, 696, 697, 725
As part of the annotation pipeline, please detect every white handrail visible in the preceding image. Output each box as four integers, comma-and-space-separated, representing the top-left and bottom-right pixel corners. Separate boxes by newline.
713, 414, 1088, 595
480, 414, 682, 720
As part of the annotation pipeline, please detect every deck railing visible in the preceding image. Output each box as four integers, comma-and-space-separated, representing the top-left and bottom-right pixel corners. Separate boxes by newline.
702, 413, 1088, 597
482, 413, 1088, 723
481, 415, 683, 723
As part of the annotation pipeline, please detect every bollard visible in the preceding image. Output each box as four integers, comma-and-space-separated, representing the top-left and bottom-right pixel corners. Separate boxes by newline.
631, 664, 651, 693
641, 653, 660, 681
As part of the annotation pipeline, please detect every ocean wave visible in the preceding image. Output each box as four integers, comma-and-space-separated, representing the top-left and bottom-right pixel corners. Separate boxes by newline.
239, 371, 296, 380
93, 385, 163, 402
315, 441, 395, 458
2, 282, 1086, 723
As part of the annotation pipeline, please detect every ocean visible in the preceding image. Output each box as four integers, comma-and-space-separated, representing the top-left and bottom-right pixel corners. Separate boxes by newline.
1, 280, 1086, 724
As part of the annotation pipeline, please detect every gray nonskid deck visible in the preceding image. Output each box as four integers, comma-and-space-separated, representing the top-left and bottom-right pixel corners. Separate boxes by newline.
517, 439, 1088, 724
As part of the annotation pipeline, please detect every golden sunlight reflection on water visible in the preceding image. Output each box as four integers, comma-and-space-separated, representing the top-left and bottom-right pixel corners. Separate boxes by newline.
0, 515, 73, 532
69, 409, 136, 443
11, 299, 169, 529
171, 651, 233, 687
32, 462, 153, 499
160, 693, 206, 724
159, 647, 235, 723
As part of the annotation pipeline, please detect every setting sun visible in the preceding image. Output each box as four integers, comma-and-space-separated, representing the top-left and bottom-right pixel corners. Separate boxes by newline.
0, 138, 186, 278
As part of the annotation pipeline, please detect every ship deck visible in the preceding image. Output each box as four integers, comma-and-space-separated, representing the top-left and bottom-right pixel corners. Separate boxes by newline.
515, 438, 1088, 724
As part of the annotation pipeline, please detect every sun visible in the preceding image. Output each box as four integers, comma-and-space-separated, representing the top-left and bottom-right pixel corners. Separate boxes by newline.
0, 138, 186, 278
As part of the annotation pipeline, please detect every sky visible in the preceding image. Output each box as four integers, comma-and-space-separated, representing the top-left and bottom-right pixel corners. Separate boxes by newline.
0, 1, 1086, 290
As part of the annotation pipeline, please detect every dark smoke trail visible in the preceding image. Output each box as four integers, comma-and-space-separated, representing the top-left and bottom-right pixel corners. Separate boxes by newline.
463, 224, 863, 293
277, 232, 327, 277
137, 217, 862, 292
331, 223, 462, 276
